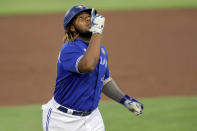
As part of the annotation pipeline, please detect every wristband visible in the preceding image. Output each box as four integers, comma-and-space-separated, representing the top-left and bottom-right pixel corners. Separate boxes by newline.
120, 95, 130, 105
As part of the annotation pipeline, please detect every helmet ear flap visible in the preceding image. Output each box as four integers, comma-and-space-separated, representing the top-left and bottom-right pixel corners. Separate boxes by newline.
65, 16, 75, 30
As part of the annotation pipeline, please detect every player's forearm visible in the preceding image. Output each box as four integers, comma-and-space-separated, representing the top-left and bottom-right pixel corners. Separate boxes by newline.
102, 78, 125, 103
78, 34, 102, 73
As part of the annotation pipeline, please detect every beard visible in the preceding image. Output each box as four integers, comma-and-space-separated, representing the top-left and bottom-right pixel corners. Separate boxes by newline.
74, 25, 92, 38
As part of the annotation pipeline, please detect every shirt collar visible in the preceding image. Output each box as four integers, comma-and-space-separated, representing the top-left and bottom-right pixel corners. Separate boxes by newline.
74, 38, 89, 46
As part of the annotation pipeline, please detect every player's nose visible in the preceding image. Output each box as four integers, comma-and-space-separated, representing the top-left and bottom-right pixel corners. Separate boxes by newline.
86, 16, 91, 22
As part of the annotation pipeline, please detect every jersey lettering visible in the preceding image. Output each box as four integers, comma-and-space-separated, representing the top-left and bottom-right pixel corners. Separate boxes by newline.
100, 57, 107, 68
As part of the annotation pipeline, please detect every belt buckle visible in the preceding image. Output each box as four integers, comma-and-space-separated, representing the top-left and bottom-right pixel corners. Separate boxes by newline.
66, 108, 73, 115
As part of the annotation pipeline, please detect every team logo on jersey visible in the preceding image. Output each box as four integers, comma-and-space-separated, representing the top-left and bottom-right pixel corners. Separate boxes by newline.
77, 5, 85, 9
101, 48, 105, 55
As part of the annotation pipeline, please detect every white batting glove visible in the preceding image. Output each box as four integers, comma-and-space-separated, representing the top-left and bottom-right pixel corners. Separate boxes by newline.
89, 8, 105, 34
120, 95, 144, 116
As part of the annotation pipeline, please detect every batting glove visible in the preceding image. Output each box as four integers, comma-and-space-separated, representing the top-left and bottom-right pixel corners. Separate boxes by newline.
120, 95, 144, 116
89, 8, 105, 34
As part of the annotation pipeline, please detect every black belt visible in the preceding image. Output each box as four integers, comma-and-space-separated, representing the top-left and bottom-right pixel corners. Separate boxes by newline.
57, 106, 92, 116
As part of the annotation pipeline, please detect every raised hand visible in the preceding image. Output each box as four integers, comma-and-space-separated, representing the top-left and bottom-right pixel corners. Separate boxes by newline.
89, 8, 105, 34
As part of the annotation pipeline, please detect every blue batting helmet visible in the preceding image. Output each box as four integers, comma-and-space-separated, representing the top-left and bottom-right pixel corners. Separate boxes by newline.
64, 4, 96, 30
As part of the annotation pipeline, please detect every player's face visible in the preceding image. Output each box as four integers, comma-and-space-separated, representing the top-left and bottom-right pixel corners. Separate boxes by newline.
71, 11, 92, 38
74, 11, 91, 31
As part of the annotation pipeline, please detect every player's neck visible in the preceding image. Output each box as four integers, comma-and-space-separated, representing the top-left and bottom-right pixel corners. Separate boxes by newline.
77, 36, 90, 43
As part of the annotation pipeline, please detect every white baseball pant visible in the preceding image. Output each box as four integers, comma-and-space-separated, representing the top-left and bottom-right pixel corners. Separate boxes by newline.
42, 98, 105, 131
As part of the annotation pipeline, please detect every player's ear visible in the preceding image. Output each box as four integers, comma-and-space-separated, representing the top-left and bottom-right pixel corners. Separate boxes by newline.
70, 25, 76, 32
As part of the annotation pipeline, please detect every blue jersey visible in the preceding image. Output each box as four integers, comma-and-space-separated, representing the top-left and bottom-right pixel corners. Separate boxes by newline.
54, 39, 110, 112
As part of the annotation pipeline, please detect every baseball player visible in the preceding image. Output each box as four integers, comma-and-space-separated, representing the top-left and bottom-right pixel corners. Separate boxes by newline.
42, 4, 143, 131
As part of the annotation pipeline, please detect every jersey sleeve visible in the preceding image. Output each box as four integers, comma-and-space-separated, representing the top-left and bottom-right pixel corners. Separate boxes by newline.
103, 46, 111, 84
103, 46, 110, 80
104, 64, 110, 80
59, 44, 84, 73
103, 64, 111, 86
